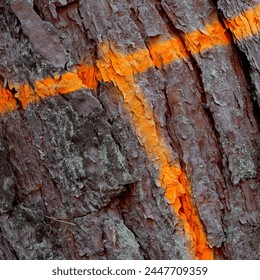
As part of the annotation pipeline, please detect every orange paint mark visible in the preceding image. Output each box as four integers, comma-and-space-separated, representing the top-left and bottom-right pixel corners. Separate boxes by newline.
147, 36, 189, 67
184, 21, 231, 54
123, 48, 154, 74
97, 43, 213, 259
35, 77, 59, 98
0, 4, 259, 259
225, 3, 260, 40
3, 68, 96, 110
97, 44, 166, 160
0, 86, 17, 113
29, 183, 43, 195
56, 72, 83, 94
77, 64, 98, 89
161, 165, 213, 259
1, 4, 259, 113
98, 42, 155, 79
34, 183, 43, 192
18, 83, 39, 109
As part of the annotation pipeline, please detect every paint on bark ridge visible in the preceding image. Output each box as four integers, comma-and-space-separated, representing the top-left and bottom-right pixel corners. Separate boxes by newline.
0, 65, 97, 113
0, 3, 259, 259
97, 42, 213, 260
224, 3, 260, 40
0, 85, 17, 113
0, 3, 259, 113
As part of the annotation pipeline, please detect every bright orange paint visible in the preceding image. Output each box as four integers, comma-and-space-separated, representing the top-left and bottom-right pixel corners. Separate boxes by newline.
161, 165, 213, 259
97, 43, 213, 259
147, 36, 189, 67
1, 4, 258, 112
184, 21, 231, 54
0, 86, 17, 113
18, 83, 39, 109
225, 3, 260, 40
0, 4, 259, 259
56, 72, 83, 94
77, 64, 98, 89
35, 76, 59, 98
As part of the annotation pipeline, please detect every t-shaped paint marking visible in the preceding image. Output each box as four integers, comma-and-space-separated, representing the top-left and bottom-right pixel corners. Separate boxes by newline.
1, 4, 259, 259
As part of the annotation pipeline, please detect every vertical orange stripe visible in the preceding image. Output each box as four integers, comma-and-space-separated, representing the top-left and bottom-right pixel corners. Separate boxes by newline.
1, 4, 260, 114
97, 43, 213, 259
1, 3, 259, 258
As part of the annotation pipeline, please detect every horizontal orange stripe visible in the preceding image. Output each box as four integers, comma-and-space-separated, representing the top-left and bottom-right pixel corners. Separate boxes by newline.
2, 66, 96, 110
184, 21, 231, 53
225, 3, 260, 40
1, 4, 259, 113
0, 4, 259, 259
147, 36, 189, 67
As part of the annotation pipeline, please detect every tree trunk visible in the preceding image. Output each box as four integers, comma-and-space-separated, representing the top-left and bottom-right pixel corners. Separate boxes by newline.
0, 0, 259, 260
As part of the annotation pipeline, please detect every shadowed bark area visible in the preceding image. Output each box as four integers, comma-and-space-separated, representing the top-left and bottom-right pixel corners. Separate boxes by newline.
0, 0, 259, 259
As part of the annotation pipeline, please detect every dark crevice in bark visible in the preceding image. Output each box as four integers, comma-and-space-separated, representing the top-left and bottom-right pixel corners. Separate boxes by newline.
96, 83, 106, 111
1, 0, 259, 260
9, 181, 20, 213
0, 230, 19, 260
214, 246, 227, 260
3, 8, 22, 43
109, 130, 123, 157
156, 0, 231, 184
114, 185, 150, 260
213, 0, 260, 124
32, 3, 43, 19
128, 5, 155, 47
120, 215, 147, 259
99, 181, 149, 259
100, 225, 110, 259
55, 0, 80, 11
128, 4, 186, 168
77, 6, 98, 63
157, 2, 233, 256
1, 129, 25, 206
162, 83, 186, 169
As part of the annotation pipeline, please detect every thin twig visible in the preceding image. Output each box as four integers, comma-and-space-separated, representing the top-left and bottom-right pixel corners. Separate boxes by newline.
44, 215, 76, 226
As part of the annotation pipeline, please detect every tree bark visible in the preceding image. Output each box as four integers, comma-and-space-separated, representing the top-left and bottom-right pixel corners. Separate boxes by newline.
0, 0, 259, 260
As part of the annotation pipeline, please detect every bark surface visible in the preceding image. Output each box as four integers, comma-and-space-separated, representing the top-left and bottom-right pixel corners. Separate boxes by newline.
0, 0, 259, 259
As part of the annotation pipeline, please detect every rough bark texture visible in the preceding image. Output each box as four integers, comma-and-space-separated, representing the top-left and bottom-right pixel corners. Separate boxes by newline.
0, 0, 259, 259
